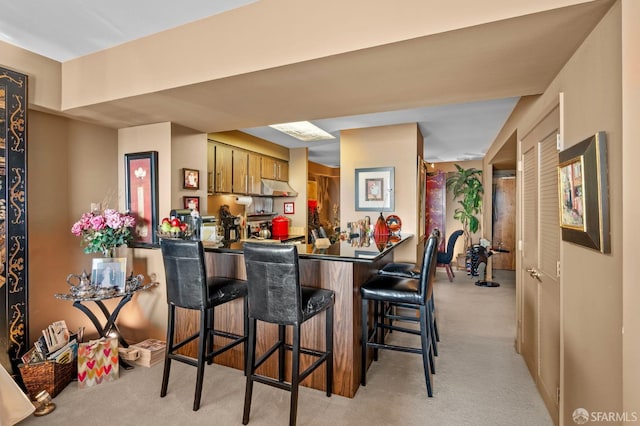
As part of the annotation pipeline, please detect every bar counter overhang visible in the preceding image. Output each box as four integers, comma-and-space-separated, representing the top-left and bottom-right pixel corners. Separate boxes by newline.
171, 234, 414, 398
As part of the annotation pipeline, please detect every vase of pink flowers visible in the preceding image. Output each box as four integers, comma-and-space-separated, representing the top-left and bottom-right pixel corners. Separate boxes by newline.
71, 208, 136, 257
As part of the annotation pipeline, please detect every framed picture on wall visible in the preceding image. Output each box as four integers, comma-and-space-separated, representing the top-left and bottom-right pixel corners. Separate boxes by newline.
183, 168, 200, 189
355, 167, 395, 211
284, 202, 295, 214
125, 151, 159, 247
183, 196, 200, 211
558, 131, 610, 253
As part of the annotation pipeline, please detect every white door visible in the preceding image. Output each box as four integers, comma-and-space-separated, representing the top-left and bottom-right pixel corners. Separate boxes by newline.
519, 106, 561, 425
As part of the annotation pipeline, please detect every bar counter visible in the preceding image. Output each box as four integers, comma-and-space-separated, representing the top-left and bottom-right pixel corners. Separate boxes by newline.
174, 234, 414, 398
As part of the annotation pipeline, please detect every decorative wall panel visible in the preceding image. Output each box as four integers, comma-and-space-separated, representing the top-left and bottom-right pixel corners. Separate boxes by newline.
0, 67, 28, 373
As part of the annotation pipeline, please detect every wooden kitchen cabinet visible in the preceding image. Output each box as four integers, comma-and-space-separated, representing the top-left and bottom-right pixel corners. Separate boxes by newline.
277, 160, 288, 181
207, 143, 215, 193
209, 140, 289, 194
232, 149, 249, 193
247, 152, 262, 194
261, 156, 288, 181
214, 143, 233, 193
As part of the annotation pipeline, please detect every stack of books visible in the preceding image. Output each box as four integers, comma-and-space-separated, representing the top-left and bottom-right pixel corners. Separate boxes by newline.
128, 339, 166, 367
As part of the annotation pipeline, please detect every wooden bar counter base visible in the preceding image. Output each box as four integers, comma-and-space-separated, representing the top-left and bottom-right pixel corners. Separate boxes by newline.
173, 235, 413, 398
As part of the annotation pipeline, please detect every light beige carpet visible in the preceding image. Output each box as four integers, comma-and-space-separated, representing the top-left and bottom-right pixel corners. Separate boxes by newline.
19, 269, 551, 425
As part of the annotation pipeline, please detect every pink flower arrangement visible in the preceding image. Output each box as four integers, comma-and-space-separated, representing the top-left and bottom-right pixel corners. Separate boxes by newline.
72, 209, 135, 256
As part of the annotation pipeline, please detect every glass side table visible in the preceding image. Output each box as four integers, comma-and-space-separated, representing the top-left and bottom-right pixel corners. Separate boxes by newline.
54, 280, 158, 369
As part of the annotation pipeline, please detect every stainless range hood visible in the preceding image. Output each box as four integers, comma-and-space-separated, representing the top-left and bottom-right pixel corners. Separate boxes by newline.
261, 178, 298, 197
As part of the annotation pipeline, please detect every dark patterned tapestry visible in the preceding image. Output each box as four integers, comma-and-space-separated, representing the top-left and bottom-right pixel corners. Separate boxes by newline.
0, 67, 28, 373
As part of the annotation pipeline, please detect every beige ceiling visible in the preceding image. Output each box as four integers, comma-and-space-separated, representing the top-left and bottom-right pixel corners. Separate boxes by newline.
65, 2, 611, 132
7, 0, 614, 166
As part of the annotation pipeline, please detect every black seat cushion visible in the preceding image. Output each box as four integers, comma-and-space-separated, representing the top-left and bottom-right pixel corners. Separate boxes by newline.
207, 276, 248, 307
360, 275, 424, 306
300, 286, 334, 322
379, 262, 420, 279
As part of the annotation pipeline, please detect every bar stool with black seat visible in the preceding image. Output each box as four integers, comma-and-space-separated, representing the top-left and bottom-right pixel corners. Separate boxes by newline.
242, 242, 334, 426
160, 239, 248, 411
361, 232, 439, 396
377, 230, 442, 351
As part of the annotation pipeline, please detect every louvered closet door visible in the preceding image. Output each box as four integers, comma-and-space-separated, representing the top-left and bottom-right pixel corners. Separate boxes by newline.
520, 105, 560, 425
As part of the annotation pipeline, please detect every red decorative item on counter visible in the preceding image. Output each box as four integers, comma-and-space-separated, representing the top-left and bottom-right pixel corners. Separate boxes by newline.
374, 232, 390, 251
271, 216, 289, 239
386, 214, 402, 234
373, 212, 390, 238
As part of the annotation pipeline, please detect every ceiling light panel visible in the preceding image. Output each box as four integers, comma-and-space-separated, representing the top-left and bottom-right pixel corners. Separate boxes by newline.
269, 121, 335, 142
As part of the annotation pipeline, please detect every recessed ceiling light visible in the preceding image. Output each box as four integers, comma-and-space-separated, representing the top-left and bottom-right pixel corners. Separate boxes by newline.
269, 121, 335, 142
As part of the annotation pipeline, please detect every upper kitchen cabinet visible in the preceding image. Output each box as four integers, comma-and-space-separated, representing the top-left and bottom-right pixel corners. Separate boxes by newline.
247, 152, 262, 194
261, 156, 288, 181
214, 143, 233, 193
232, 149, 249, 193
209, 140, 285, 195
232, 149, 262, 194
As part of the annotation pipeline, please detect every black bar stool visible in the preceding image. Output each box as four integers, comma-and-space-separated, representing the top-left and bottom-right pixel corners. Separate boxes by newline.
242, 242, 334, 426
378, 230, 442, 351
160, 239, 248, 411
361, 232, 439, 396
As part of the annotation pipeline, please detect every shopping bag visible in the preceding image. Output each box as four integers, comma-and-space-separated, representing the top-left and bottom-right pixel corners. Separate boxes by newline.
77, 337, 119, 388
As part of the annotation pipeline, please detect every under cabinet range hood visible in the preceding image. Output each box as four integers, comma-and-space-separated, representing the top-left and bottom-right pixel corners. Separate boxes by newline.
261, 178, 298, 197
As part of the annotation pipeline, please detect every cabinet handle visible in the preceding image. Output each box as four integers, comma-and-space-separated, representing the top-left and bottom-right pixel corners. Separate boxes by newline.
245, 175, 248, 192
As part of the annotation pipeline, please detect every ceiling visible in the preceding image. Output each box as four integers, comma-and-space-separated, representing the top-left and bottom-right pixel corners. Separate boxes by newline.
0, 1, 613, 168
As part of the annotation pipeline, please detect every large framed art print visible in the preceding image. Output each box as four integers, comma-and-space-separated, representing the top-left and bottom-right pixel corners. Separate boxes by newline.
558, 132, 609, 253
125, 151, 159, 247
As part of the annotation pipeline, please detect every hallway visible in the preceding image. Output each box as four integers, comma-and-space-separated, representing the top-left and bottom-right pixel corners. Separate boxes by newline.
20, 269, 552, 425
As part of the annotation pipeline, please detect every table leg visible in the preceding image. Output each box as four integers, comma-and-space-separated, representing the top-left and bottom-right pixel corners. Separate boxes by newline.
72, 296, 135, 370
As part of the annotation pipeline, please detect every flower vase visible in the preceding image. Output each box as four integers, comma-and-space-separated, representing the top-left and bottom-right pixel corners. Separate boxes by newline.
103, 247, 117, 258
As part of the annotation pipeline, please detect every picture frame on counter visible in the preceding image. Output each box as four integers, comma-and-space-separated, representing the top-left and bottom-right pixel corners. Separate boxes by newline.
92, 257, 127, 292
355, 167, 395, 211
558, 131, 610, 253
125, 151, 159, 247
183, 168, 200, 190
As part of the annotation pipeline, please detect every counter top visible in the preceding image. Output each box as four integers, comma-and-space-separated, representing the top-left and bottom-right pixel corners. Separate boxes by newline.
203, 233, 413, 263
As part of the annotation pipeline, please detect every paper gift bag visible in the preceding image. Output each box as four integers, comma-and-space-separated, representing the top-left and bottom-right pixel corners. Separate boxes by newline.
77, 337, 119, 388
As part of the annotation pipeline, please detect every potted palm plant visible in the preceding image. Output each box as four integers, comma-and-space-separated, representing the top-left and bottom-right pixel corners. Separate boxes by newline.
446, 164, 484, 249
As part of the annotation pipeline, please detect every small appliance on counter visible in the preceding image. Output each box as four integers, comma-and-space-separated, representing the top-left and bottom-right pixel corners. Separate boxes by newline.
271, 215, 289, 240
170, 209, 191, 225
219, 204, 241, 242
200, 215, 218, 241
247, 219, 273, 239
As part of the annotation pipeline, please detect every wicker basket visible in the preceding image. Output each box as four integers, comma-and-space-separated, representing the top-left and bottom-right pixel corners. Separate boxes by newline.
19, 360, 76, 399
